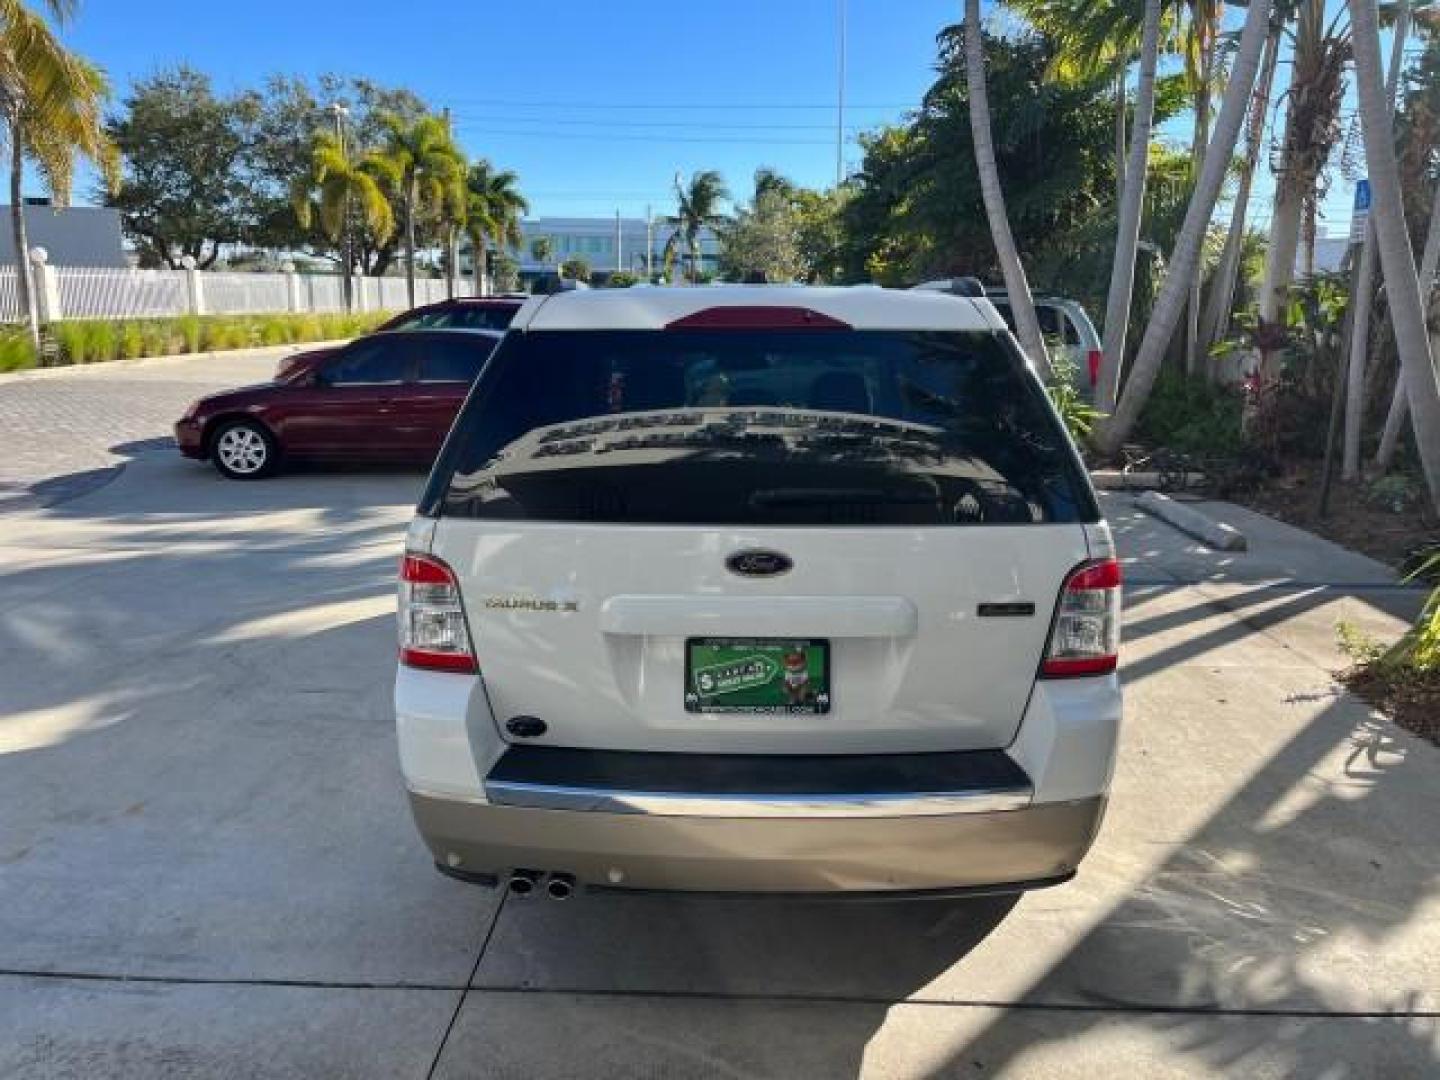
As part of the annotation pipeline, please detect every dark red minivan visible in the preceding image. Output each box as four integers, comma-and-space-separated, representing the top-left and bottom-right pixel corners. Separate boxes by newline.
175, 330, 502, 479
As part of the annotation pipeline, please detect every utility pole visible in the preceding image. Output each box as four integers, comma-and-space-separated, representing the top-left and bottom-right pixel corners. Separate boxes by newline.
645, 205, 653, 281
836, 0, 847, 187
331, 103, 353, 312
616, 209, 623, 273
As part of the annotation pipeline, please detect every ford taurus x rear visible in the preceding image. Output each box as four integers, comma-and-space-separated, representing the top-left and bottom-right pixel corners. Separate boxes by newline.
395, 286, 1121, 896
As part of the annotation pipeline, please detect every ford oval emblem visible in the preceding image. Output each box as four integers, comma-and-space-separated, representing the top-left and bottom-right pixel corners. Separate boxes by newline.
726, 549, 793, 578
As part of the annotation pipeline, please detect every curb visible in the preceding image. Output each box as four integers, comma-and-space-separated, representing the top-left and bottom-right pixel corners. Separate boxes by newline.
2, 339, 355, 381
1136, 490, 1248, 551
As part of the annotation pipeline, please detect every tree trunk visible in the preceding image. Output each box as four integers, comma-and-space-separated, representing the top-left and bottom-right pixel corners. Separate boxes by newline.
1258, 176, 1306, 333
1349, 0, 1440, 511
1185, 33, 1215, 377
404, 175, 417, 309
1343, 0, 1410, 480
446, 225, 458, 299
964, 0, 1050, 378
1300, 200, 1317, 278
1201, 19, 1282, 361
9, 118, 39, 352
1375, 177, 1440, 469
473, 231, 489, 297
1096, 0, 1162, 414
1114, 68, 1127, 207
1094, 0, 1272, 457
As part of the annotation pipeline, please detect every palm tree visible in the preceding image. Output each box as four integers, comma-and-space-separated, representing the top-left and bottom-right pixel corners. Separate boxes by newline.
1342, 0, 1412, 479
963, 0, 1050, 377
2, 0, 117, 350
662, 170, 729, 283
464, 161, 527, 296
1348, 0, 1440, 510
1200, 11, 1284, 356
1094, 0, 1274, 457
1096, 0, 1163, 414
1375, 176, 1440, 469
530, 234, 554, 274
1255, 0, 1352, 344
291, 130, 394, 309
373, 113, 465, 307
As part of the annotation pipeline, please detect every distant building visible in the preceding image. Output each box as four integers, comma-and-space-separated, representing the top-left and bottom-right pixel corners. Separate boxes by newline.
510, 216, 721, 284
0, 200, 126, 267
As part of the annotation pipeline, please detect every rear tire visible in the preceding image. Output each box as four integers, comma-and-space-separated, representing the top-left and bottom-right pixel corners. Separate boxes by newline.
210, 419, 279, 480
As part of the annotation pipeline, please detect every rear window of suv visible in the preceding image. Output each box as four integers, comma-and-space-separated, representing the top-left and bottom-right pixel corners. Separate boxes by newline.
423, 329, 1096, 526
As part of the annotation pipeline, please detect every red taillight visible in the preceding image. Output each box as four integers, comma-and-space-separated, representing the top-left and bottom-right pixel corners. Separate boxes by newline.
1041, 558, 1121, 678
1086, 349, 1102, 387
398, 553, 477, 673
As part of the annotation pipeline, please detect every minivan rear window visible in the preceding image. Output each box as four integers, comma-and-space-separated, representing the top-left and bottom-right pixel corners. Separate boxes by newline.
424, 330, 1096, 525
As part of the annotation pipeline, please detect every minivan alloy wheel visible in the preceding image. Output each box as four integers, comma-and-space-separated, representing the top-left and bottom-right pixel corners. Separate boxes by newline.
212, 421, 276, 479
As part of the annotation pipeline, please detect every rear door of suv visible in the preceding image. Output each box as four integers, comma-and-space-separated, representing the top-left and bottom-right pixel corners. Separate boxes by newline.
422, 312, 1098, 756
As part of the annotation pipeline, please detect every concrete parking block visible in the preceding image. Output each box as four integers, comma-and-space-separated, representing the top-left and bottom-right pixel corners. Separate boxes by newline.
0, 975, 455, 1080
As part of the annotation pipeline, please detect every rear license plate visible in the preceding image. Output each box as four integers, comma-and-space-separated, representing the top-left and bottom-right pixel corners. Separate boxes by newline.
684, 638, 831, 714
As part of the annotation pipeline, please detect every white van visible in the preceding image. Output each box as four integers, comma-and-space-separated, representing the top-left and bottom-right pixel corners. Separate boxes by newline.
914, 280, 1103, 390
395, 286, 1121, 898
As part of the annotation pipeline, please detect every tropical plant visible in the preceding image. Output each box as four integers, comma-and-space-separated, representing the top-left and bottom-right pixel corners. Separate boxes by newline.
1349, 0, 1440, 510
662, 170, 729, 283
559, 255, 591, 282
963, 0, 1049, 376
1046, 358, 1105, 439
719, 170, 805, 283
2, 0, 118, 348
530, 235, 553, 266
605, 270, 638, 288
464, 161, 528, 296
290, 130, 394, 310
372, 112, 465, 306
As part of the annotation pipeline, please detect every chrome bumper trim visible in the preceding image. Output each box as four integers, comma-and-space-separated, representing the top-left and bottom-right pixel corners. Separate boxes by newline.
482, 780, 1032, 818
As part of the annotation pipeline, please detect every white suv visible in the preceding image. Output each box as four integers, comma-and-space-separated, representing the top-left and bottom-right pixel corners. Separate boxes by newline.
395, 286, 1121, 898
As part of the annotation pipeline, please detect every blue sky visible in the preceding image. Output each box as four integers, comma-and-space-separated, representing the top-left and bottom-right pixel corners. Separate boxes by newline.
61, 0, 953, 219
57, 0, 1367, 236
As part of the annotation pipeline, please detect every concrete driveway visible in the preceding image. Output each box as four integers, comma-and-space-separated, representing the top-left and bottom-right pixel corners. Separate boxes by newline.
1, 353, 1437, 1077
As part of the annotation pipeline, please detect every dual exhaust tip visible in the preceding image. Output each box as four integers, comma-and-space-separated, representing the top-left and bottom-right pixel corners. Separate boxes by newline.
507, 869, 575, 900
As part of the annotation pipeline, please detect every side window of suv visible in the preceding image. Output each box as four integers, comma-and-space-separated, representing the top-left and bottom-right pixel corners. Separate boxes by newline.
418, 337, 496, 383
324, 340, 409, 385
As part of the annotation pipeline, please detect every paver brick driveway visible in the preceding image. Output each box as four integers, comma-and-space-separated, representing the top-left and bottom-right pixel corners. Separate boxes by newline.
0, 353, 1436, 1077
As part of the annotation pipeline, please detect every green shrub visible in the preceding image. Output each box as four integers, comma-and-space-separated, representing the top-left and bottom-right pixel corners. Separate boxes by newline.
119, 322, 146, 360
0, 330, 35, 372
7, 311, 393, 375
1135, 371, 1245, 457
1045, 358, 1103, 441
176, 316, 202, 352
52, 322, 88, 364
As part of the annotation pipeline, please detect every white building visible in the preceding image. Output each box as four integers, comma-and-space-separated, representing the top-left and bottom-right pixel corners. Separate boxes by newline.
511, 216, 721, 283
0, 201, 126, 267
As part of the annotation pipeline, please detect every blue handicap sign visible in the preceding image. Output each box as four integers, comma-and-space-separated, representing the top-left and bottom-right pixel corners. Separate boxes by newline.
1354, 179, 1371, 211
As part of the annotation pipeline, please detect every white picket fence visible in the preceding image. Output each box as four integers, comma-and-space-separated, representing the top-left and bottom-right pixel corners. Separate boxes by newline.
0, 264, 455, 323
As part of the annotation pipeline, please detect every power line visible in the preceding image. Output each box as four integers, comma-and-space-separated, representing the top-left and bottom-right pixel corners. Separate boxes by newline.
448, 111, 875, 132
445, 97, 919, 111
453, 124, 848, 146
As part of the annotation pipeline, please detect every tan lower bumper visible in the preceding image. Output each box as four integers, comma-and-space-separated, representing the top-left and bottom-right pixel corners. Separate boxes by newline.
408, 791, 1107, 894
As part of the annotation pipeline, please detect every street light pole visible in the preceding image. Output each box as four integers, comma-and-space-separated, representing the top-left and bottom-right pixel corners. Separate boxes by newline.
836, 0, 847, 187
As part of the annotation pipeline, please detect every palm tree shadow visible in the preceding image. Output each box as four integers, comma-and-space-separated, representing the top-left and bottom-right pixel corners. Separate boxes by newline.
920, 690, 1440, 1076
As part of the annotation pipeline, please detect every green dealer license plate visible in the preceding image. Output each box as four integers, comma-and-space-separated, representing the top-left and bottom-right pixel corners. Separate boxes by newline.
684, 638, 831, 715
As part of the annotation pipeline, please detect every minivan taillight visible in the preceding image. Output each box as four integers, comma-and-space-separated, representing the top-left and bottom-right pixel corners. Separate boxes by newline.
1041, 558, 1121, 678
398, 553, 477, 673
